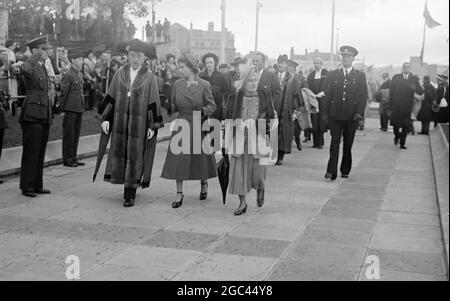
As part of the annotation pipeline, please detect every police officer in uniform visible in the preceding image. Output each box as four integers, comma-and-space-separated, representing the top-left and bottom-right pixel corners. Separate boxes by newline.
12, 37, 53, 197
323, 46, 368, 181
60, 52, 86, 168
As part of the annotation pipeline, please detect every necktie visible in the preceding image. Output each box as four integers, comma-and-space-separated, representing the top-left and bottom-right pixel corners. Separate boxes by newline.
345, 70, 348, 78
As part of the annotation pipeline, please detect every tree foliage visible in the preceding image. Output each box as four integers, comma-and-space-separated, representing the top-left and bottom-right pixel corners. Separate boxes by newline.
3, 0, 161, 43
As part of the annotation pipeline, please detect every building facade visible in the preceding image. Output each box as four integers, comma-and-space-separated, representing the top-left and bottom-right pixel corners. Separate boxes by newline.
167, 22, 236, 64
289, 47, 341, 75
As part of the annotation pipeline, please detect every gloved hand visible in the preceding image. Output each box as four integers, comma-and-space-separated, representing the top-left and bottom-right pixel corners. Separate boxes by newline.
147, 129, 155, 140
101, 121, 110, 135
316, 92, 325, 98
354, 113, 364, 121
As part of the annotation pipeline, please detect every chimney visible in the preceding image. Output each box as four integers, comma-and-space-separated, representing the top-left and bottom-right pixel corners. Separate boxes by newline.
290, 47, 295, 59
208, 22, 214, 32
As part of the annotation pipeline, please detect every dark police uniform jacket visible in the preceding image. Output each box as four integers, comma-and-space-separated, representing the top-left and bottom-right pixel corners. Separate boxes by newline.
60, 67, 85, 113
323, 68, 368, 121
18, 54, 52, 124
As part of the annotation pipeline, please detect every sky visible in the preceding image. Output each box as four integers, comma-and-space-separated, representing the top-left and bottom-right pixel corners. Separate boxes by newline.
132, 0, 449, 66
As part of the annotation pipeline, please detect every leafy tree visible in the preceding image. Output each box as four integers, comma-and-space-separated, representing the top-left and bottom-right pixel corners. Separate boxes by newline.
3, 0, 162, 43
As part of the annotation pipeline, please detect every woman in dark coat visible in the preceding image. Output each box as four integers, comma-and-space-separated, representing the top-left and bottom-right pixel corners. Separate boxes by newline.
161, 53, 218, 209
417, 76, 436, 135
199, 53, 230, 121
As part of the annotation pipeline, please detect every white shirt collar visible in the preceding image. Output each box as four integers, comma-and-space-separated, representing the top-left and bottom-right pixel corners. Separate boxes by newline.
315, 69, 323, 79
129, 66, 141, 96
343, 67, 353, 75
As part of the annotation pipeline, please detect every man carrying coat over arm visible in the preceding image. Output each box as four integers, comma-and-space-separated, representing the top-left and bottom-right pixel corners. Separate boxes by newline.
322, 46, 368, 181
95, 40, 164, 208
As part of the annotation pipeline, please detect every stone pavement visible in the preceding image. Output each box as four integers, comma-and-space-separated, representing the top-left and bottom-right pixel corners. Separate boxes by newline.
0, 119, 447, 281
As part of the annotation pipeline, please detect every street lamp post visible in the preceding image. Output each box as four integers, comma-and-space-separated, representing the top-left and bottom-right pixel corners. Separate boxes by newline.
220, 0, 227, 63
255, 0, 262, 52
330, 0, 336, 69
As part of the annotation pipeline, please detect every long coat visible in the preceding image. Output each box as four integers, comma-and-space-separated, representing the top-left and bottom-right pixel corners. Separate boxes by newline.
258, 69, 282, 113
389, 73, 424, 128
323, 68, 368, 122
161, 77, 218, 181
435, 84, 449, 124
100, 64, 164, 189
417, 83, 436, 123
276, 71, 302, 153
307, 69, 328, 132
377, 79, 391, 116
199, 69, 231, 121
224, 87, 277, 159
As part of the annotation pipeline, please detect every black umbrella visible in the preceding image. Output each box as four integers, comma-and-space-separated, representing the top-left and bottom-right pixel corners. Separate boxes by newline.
217, 150, 230, 205
93, 130, 111, 182
93, 100, 114, 182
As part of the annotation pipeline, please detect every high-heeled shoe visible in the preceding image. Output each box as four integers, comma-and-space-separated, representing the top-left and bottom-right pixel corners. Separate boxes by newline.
234, 205, 248, 216
257, 190, 265, 208
199, 182, 208, 200
172, 193, 184, 209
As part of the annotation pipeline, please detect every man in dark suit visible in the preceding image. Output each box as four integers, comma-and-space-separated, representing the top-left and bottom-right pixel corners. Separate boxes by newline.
323, 46, 368, 181
389, 63, 424, 149
307, 58, 328, 149
199, 53, 231, 121
60, 52, 86, 168
11, 36, 53, 197
275, 55, 303, 165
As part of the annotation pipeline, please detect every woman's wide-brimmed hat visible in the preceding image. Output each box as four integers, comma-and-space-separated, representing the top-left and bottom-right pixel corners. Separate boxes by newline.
117, 39, 157, 59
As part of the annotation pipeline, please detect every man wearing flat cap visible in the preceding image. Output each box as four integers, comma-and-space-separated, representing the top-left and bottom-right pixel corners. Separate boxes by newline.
275, 54, 303, 165
60, 52, 86, 168
95, 39, 164, 208
323, 46, 368, 181
11, 36, 53, 197
389, 62, 424, 149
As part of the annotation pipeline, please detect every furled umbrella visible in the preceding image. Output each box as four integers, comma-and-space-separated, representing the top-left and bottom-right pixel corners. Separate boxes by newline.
93, 95, 115, 182
217, 150, 230, 205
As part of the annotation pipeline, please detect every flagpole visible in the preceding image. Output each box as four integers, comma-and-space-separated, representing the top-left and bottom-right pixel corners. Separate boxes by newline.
330, 0, 336, 69
220, 0, 227, 63
255, 0, 261, 52
421, 18, 427, 64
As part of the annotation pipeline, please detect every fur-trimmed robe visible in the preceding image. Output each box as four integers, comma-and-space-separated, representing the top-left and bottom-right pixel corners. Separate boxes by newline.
99, 64, 164, 189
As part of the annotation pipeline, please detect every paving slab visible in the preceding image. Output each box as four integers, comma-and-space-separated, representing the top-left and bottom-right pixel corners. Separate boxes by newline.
182, 253, 278, 281
0, 118, 446, 281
